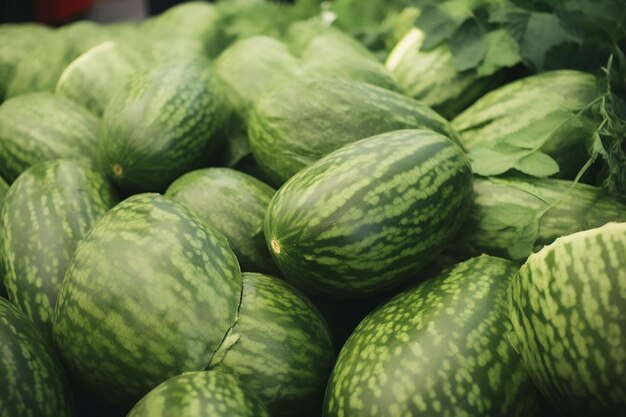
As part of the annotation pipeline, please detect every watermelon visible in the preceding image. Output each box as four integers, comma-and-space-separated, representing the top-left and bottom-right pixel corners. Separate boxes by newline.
285, 18, 341, 55
508, 222, 626, 417
56, 41, 136, 116
265, 129, 472, 298
214, 36, 299, 118
298, 32, 400, 91
0, 93, 99, 182
127, 371, 270, 417
165, 168, 278, 274
209, 273, 334, 416
0, 176, 8, 297
98, 60, 227, 193
0, 297, 73, 417
324, 256, 540, 417
248, 78, 461, 185
452, 70, 600, 179
0, 160, 118, 339
454, 176, 626, 260
216, 0, 294, 43
53, 194, 242, 408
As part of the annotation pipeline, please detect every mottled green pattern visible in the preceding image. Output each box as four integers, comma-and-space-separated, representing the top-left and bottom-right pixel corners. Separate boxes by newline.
0, 160, 118, 338
265, 129, 473, 297
0, 93, 99, 182
53, 194, 242, 408
324, 256, 540, 417
0, 298, 73, 417
56, 41, 135, 116
452, 70, 599, 178
127, 371, 270, 417
98, 61, 226, 192
166, 168, 277, 274
298, 32, 400, 91
508, 223, 626, 417
455, 177, 626, 260
248, 78, 461, 185
210, 273, 334, 416
0, 177, 7, 297
214, 36, 299, 117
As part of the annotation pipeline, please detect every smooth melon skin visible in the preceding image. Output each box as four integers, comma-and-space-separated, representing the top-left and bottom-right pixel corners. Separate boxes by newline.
53, 194, 242, 409
127, 371, 270, 417
165, 168, 278, 275
0, 298, 73, 417
98, 60, 227, 193
508, 222, 626, 417
323, 256, 540, 417
265, 129, 473, 298
0, 160, 118, 339
209, 272, 335, 416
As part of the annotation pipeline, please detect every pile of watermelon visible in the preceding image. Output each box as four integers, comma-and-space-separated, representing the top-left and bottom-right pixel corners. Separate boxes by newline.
0, 1, 624, 416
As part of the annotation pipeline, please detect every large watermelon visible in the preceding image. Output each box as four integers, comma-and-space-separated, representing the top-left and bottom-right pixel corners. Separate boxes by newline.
0, 160, 118, 339
127, 371, 270, 417
508, 222, 626, 417
324, 256, 540, 417
248, 78, 460, 185
0, 297, 73, 417
0, 177, 6, 297
53, 194, 242, 409
0, 93, 99, 182
265, 129, 472, 298
209, 272, 334, 416
165, 168, 278, 274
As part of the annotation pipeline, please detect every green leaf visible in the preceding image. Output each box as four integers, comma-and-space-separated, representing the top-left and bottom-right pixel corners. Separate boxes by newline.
448, 18, 488, 72
476, 29, 521, 77
478, 203, 540, 259
500, 110, 574, 149
509, 219, 540, 259
414, 5, 459, 50
469, 145, 531, 176
514, 151, 560, 177
520, 11, 579, 71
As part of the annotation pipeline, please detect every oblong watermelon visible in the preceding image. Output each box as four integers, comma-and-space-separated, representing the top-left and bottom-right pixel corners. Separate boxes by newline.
127, 371, 270, 417
53, 194, 242, 409
0, 160, 118, 339
209, 272, 334, 416
98, 60, 227, 193
0, 297, 73, 417
265, 129, 473, 298
248, 78, 460, 185
0, 93, 99, 182
165, 168, 278, 274
324, 256, 540, 417
508, 222, 626, 417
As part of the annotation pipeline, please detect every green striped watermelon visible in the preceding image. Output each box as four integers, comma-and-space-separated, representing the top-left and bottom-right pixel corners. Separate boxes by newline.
165, 168, 278, 274
248, 78, 461, 185
209, 272, 334, 416
53, 193, 242, 409
508, 222, 626, 417
127, 371, 270, 417
0, 160, 118, 339
0, 297, 73, 417
98, 60, 227, 193
265, 129, 472, 298
0, 93, 99, 182
324, 256, 540, 417
0, 176, 6, 297
455, 176, 626, 260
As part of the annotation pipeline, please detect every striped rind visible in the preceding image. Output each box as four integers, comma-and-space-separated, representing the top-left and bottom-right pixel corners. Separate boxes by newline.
52, 193, 242, 408
0, 92, 100, 182
214, 36, 299, 117
324, 256, 540, 417
265, 129, 473, 298
98, 60, 226, 192
508, 222, 626, 417
298, 32, 400, 92
165, 168, 278, 274
127, 370, 270, 417
455, 176, 626, 260
209, 272, 334, 416
55, 41, 135, 116
248, 78, 461, 185
0, 160, 118, 339
0, 298, 73, 417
